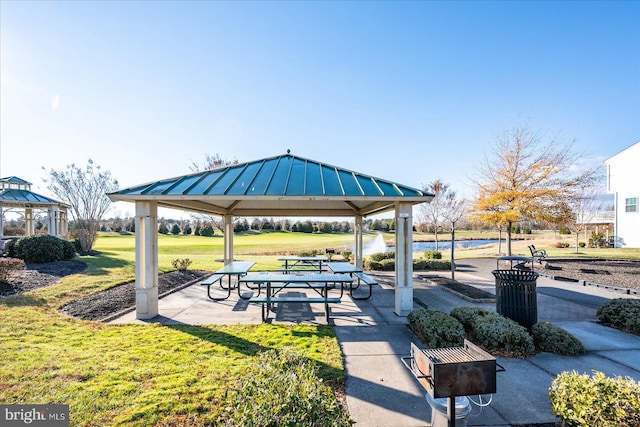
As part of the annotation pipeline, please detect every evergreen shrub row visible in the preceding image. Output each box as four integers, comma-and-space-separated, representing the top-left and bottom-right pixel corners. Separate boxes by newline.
407, 309, 465, 348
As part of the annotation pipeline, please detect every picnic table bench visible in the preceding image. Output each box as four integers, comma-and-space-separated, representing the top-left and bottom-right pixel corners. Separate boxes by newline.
326, 262, 376, 300
239, 273, 351, 322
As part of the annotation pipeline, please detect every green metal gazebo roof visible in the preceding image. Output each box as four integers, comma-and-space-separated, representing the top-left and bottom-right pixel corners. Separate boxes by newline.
109, 153, 433, 217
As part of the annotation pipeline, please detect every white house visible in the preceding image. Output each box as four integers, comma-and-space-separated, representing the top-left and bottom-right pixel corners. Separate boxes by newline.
604, 142, 640, 248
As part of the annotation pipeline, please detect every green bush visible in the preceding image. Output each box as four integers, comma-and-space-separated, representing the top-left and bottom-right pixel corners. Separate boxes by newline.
532, 322, 584, 355
298, 249, 319, 257
578, 241, 586, 248
559, 227, 571, 235
341, 251, 352, 261
221, 348, 352, 426
597, 299, 640, 335
200, 224, 215, 237
549, 370, 640, 427
470, 311, 535, 355
14, 235, 76, 263
408, 309, 466, 348
3, 238, 18, 257
368, 251, 395, 262
423, 250, 442, 259
450, 307, 492, 332
523, 226, 532, 234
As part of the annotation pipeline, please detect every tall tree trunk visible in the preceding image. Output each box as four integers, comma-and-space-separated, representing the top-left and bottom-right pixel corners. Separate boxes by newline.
434, 229, 439, 251
506, 221, 513, 256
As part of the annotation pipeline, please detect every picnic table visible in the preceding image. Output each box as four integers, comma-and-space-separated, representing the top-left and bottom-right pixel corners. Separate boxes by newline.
239, 272, 352, 322
201, 261, 256, 301
326, 262, 376, 300
277, 256, 328, 273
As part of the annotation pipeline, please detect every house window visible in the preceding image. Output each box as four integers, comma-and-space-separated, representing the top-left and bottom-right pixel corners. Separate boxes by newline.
625, 197, 638, 213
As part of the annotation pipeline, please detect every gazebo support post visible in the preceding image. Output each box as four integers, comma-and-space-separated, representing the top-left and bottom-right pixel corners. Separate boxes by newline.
25, 208, 35, 236
354, 215, 363, 269
135, 201, 158, 320
394, 202, 414, 316
0, 203, 3, 236
223, 214, 233, 265
47, 206, 60, 237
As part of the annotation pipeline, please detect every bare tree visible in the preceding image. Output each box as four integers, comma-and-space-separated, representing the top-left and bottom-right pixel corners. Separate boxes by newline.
189, 153, 238, 232
472, 120, 599, 255
420, 180, 452, 251
441, 191, 468, 281
43, 159, 119, 253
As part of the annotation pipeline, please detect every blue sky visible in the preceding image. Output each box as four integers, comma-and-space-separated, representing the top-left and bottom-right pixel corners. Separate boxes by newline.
1, 1, 638, 217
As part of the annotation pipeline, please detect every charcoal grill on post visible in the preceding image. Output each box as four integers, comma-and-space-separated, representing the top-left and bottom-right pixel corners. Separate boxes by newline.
402, 340, 500, 427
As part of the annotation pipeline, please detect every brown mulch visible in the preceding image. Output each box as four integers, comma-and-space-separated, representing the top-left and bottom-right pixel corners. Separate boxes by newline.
1, 260, 88, 295
543, 259, 640, 291
60, 270, 211, 321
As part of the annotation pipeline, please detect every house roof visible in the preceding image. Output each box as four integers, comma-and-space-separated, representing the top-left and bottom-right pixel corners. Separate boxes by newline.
109, 153, 433, 217
0, 176, 32, 185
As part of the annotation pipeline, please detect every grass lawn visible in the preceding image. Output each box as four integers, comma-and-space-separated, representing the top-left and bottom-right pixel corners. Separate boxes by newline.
0, 232, 357, 426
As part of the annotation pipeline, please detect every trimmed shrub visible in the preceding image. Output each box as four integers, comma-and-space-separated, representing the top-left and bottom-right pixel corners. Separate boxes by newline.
450, 307, 492, 332
578, 241, 586, 248
341, 251, 352, 262
597, 299, 640, 335
368, 251, 395, 262
408, 309, 466, 348
171, 258, 192, 271
221, 348, 352, 426
423, 250, 442, 259
298, 249, 319, 257
470, 311, 535, 355
532, 322, 585, 355
3, 238, 18, 258
549, 370, 640, 427
199, 224, 214, 237
14, 235, 76, 263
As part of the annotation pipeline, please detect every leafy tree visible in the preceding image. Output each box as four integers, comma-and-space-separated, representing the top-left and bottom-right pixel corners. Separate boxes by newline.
43, 159, 119, 253
472, 121, 599, 255
183, 224, 192, 235
420, 180, 452, 251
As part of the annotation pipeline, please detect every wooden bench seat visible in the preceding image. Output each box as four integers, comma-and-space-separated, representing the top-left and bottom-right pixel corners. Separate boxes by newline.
249, 296, 341, 322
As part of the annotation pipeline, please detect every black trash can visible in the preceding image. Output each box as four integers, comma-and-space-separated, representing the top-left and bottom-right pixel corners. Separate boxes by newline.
493, 258, 539, 331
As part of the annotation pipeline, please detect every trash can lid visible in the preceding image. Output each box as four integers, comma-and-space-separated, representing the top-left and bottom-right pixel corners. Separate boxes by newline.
425, 394, 471, 416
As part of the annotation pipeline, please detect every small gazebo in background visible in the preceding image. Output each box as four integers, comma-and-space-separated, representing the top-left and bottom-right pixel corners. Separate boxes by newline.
0, 176, 69, 238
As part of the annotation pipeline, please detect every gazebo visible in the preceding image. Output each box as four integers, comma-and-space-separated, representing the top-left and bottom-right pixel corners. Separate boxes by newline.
108, 153, 433, 319
0, 176, 69, 238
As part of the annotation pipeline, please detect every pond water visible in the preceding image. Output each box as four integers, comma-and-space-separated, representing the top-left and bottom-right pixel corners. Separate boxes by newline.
384, 239, 505, 253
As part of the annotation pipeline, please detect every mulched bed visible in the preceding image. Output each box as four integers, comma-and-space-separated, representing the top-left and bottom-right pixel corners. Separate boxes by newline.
1, 260, 88, 296
60, 270, 211, 321
420, 274, 495, 301
543, 259, 640, 292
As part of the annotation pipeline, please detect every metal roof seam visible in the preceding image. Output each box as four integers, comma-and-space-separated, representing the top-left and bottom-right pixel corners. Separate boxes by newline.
283, 156, 294, 195
221, 163, 249, 195
202, 167, 232, 195
319, 162, 326, 195
264, 156, 282, 194
370, 177, 385, 196
242, 159, 266, 195
181, 171, 210, 195
334, 167, 346, 196
303, 159, 308, 196
352, 172, 365, 196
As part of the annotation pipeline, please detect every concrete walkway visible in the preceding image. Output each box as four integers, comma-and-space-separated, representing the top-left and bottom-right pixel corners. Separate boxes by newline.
111, 259, 640, 426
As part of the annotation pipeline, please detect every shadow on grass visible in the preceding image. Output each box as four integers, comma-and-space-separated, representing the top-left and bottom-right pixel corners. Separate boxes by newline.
162, 322, 345, 382
83, 251, 132, 275
0, 293, 48, 307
